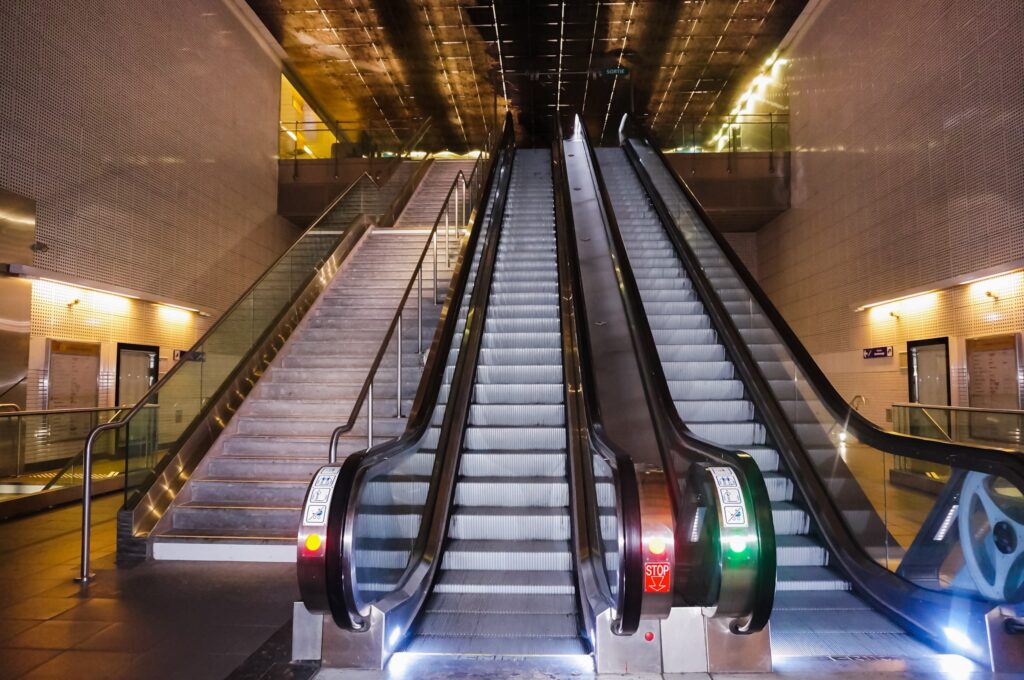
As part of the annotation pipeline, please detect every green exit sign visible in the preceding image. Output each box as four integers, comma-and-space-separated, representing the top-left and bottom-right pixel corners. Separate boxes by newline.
604, 66, 630, 76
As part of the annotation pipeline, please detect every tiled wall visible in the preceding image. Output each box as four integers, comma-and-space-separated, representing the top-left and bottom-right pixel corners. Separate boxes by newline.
0, 1, 297, 408
757, 0, 1024, 425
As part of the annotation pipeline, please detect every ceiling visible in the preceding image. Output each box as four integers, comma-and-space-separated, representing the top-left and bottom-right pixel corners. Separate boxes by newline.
248, 0, 807, 152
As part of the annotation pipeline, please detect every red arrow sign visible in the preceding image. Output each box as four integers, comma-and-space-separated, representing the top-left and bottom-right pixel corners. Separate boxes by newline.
644, 562, 671, 593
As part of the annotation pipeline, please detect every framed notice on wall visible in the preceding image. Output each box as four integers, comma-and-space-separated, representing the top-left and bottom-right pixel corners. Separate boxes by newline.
966, 334, 1022, 410
47, 340, 101, 410
965, 333, 1022, 444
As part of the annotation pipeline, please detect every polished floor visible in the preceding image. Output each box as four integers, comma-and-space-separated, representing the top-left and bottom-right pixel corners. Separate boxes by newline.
0, 495, 297, 680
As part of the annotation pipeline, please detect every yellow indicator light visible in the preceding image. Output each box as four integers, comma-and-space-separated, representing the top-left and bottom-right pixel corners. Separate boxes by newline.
648, 537, 667, 556
305, 533, 322, 552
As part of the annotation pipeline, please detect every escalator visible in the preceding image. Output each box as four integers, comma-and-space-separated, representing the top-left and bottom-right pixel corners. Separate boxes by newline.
590, 114, 1024, 670
405, 149, 583, 655
298, 115, 775, 674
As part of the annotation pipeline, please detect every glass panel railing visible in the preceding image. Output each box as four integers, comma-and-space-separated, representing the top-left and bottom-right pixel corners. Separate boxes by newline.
626, 135, 1024, 608
0, 407, 126, 502
894, 403, 1024, 451
72, 172, 390, 511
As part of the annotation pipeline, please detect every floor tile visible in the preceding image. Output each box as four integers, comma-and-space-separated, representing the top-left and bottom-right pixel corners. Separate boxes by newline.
0, 648, 61, 680
1, 620, 112, 650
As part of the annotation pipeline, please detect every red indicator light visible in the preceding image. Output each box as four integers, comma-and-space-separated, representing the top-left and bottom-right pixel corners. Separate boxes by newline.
305, 533, 322, 553
644, 631, 655, 642
648, 537, 666, 556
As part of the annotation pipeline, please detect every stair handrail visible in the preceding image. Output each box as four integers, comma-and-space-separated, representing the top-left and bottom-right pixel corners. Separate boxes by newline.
575, 115, 776, 633
297, 115, 516, 638
327, 156, 489, 461
620, 113, 1024, 660
73, 170, 384, 584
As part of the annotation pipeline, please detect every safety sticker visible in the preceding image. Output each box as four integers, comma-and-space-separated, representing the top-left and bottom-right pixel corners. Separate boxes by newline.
310, 488, 331, 504
644, 562, 671, 593
709, 466, 748, 527
314, 468, 339, 488
305, 505, 327, 525
723, 505, 747, 526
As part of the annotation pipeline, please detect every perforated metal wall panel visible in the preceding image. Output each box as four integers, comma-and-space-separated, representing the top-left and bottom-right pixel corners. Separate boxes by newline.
757, 0, 1024, 425
0, 1, 294, 313
1, 1, 297, 408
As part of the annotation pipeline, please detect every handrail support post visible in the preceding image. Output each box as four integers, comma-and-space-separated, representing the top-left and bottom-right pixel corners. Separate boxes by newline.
417, 267, 424, 354
396, 315, 403, 418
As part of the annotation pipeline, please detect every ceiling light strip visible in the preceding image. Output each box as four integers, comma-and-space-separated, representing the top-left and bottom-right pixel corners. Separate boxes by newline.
599, 0, 637, 143
424, 4, 469, 147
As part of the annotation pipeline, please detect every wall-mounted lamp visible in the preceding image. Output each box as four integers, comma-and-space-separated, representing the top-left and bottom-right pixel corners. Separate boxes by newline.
889, 310, 901, 320
986, 290, 1000, 302
67, 298, 80, 308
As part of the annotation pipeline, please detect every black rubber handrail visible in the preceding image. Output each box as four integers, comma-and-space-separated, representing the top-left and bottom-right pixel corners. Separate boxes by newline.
621, 115, 1024, 658
622, 114, 1024, 485
328, 161, 485, 460
315, 114, 516, 630
576, 116, 776, 633
551, 130, 642, 636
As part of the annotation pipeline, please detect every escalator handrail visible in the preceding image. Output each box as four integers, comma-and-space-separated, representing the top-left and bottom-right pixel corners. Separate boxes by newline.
551, 131, 643, 636
342, 119, 516, 630
575, 116, 776, 633
619, 115, 1012, 657
621, 115, 1024, 490
328, 163, 479, 460
309, 114, 516, 631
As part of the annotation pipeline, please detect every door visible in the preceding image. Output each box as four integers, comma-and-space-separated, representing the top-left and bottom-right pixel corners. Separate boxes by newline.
907, 337, 951, 439
116, 343, 159, 407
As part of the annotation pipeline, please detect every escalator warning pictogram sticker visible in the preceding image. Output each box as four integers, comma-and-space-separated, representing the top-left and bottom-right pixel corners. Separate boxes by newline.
644, 562, 671, 593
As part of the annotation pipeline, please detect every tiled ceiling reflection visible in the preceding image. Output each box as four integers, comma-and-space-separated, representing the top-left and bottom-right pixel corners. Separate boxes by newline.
247, 0, 806, 151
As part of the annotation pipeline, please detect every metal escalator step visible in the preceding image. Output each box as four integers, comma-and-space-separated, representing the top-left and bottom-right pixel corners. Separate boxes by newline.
354, 567, 404, 593
771, 630, 935, 659
655, 344, 725, 362
391, 452, 436, 476
480, 331, 561, 349
772, 501, 811, 535
661, 360, 734, 380
476, 347, 561, 366
687, 421, 766, 446
646, 313, 710, 330
763, 471, 795, 502
743, 447, 780, 471
363, 475, 430, 505
776, 565, 850, 591
667, 379, 744, 401
463, 426, 565, 450
354, 506, 425, 539
772, 590, 870, 611
675, 399, 755, 423
354, 538, 415, 569
776, 534, 827, 566
446, 364, 562, 384
431, 569, 576, 595
459, 452, 566, 477
415, 612, 578, 639
448, 507, 570, 541
439, 383, 563, 404
425, 592, 576, 615
454, 477, 568, 507
467, 404, 565, 427
650, 328, 718, 346
403, 634, 588, 656
441, 539, 572, 570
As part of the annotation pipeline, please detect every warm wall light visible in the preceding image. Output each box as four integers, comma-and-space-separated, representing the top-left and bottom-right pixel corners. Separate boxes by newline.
867, 292, 937, 321
157, 304, 193, 324
968, 271, 1021, 303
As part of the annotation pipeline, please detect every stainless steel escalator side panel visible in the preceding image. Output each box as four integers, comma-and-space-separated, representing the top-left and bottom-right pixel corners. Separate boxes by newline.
615, 114, 1024, 668
572, 115, 775, 634
560, 131, 675, 627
